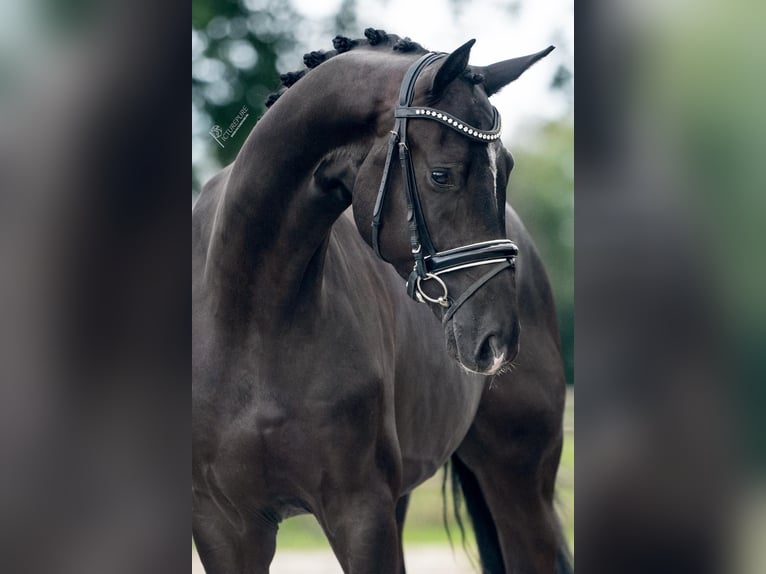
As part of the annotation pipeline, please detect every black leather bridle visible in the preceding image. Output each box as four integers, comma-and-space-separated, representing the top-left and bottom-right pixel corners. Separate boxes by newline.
371, 52, 518, 321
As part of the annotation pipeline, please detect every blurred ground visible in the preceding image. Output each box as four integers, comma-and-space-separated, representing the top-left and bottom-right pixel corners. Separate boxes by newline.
192, 390, 573, 572
192, 546, 473, 574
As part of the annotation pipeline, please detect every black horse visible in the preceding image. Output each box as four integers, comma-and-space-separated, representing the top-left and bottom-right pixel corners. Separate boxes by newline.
193, 29, 571, 573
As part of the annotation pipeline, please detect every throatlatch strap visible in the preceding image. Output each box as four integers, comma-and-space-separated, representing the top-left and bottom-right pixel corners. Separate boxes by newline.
441, 261, 513, 325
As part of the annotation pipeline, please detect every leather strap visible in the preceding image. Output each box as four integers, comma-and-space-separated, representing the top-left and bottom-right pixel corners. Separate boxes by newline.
371, 128, 400, 259
371, 52, 444, 261
441, 260, 513, 325
427, 240, 518, 274
395, 106, 501, 142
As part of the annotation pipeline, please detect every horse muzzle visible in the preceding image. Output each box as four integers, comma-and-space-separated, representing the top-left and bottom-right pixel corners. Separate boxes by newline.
440, 261, 520, 376
445, 315, 520, 375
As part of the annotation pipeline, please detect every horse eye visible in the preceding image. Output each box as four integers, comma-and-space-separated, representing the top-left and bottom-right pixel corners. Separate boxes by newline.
431, 170, 450, 185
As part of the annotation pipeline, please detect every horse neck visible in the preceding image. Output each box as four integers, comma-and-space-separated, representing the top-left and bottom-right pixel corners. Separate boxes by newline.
205, 54, 401, 327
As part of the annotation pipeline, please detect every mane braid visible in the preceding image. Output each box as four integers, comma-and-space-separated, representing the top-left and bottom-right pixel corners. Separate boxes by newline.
262, 28, 429, 109
364, 28, 389, 45
304, 50, 328, 69
393, 37, 422, 53
280, 70, 305, 88
264, 90, 283, 108
332, 35, 357, 53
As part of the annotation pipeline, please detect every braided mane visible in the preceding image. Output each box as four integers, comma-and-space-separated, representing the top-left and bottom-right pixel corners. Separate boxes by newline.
264, 28, 427, 108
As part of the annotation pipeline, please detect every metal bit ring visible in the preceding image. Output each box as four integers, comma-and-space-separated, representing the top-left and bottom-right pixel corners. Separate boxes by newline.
415, 273, 450, 307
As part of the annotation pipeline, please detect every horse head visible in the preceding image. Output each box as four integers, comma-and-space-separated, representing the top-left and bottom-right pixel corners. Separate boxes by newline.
352, 39, 554, 375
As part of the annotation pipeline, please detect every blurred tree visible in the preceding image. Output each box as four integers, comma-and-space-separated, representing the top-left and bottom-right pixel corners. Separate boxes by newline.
332, 0, 358, 36
192, 0, 301, 194
507, 117, 574, 384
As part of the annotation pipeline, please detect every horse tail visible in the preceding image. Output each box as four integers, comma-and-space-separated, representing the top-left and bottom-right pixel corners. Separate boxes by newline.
448, 454, 504, 573
448, 454, 575, 574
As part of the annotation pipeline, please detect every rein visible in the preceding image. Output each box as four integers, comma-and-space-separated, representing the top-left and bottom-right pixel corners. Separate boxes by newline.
371, 52, 518, 317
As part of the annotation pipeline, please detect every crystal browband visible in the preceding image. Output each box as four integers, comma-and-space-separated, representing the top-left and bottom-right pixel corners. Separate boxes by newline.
395, 106, 502, 142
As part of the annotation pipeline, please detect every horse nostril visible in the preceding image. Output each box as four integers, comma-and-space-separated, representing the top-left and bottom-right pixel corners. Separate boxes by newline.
477, 334, 501, 367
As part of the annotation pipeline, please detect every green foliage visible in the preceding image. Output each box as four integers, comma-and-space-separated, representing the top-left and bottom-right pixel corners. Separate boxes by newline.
507, 117, 574, 384
192, 0, 301, 192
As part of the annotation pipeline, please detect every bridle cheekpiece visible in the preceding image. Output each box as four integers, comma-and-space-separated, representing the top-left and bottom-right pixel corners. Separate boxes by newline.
370, 52, 519, 322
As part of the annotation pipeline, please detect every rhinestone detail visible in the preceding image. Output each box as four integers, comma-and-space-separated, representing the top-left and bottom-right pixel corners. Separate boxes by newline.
405, 107, 501, 142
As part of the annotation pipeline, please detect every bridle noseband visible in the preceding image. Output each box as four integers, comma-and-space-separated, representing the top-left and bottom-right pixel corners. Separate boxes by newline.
371, 52, 519, 320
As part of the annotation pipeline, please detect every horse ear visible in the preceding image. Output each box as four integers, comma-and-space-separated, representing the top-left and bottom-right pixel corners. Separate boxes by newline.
431, 39, 476, 97
480, 46, 555, 96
